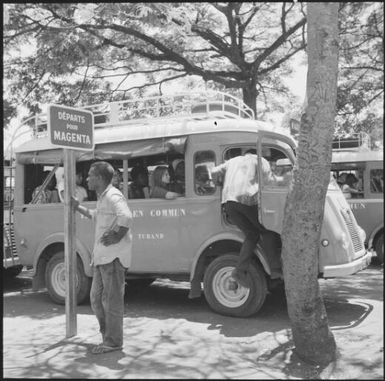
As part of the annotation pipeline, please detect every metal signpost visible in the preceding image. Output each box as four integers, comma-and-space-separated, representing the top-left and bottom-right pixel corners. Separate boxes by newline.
47, 104, 94, 338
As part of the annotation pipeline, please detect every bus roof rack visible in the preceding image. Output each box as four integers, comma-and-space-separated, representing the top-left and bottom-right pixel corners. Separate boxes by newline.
9, 91, 253, 147
332, 132, 370, 151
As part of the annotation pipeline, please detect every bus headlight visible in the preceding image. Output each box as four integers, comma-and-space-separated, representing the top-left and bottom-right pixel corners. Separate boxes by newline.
357, 226, 366, 243
339, 233, 349, 251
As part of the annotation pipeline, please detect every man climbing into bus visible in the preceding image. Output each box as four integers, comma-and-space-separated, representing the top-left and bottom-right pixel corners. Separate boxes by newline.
210, 149, 283, 288
72, 161, 133, 354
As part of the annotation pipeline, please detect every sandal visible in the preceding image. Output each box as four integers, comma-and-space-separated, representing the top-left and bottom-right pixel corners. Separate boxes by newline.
91, 344, 122, 354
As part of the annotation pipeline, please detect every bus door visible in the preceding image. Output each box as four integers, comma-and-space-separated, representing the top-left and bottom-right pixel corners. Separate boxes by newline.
258, 139, 294, 234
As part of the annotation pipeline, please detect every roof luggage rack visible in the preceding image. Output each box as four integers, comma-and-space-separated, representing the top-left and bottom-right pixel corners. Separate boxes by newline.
8, 91, 254, 154
332, 132, 370, 151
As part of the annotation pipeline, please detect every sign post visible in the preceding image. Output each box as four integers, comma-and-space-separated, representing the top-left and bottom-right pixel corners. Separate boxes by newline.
48, 105, 94, 338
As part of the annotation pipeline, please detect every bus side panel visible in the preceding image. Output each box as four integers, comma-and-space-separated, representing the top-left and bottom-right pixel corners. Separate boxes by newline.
14, 204, 95, 268
129, 197, 222, 273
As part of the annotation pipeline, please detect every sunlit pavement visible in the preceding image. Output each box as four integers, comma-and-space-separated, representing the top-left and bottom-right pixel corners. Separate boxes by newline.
3, 264, 383, 379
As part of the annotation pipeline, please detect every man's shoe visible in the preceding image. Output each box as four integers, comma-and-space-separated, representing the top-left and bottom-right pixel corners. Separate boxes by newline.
231, 269, 250, 288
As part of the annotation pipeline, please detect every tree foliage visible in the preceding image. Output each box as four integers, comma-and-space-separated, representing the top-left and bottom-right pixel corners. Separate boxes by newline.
4, 2, 306, 122
336, 2, 383, 140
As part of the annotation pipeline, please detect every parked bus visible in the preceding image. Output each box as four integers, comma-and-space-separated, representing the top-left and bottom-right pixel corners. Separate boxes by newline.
331, 134, 383, 263
9, 91, 370, 317
3, 158, 23, 276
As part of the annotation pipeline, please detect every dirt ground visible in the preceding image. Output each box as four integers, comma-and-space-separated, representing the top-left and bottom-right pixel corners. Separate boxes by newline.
3, 263, 383, 379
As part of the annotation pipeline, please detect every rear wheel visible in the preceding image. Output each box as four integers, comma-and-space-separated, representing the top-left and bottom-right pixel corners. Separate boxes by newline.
45, 251, 91, 305
374, 234, 383, 264
203, 253, 267, 317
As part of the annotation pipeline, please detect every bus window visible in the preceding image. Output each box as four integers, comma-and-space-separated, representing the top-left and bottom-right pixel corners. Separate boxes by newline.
330, 164, 365, 198
370, 169, 383, 193
194, 151, 216, 196
261, 145, 293, 188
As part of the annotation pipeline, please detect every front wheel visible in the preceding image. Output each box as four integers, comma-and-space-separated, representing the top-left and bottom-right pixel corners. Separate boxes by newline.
203, 253, 267, 317
45, 251, 91, 305
374, 234, 383, 264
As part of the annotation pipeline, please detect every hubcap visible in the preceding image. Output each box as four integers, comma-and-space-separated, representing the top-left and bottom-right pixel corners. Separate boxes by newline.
51, 262, 79, 297
212, 266, 250, 308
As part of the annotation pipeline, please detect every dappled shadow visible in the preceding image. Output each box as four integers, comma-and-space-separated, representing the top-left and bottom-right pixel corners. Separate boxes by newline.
4, 265, 382, 338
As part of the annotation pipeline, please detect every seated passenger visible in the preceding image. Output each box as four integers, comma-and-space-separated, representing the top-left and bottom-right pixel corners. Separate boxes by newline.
337, 173, 347, 189
32, 171, 59, 203
128, 165, 150, 199
169, 159, 185, 195
371, 170, 383, 193
58, 169, 88, 202
195, 165, 215, 195
150, 166, 181, 200
112, 168, 124, 192
342, 173, 361, 199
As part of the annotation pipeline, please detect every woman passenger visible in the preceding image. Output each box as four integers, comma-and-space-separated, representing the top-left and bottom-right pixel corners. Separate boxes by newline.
342, 173, 361, 199
150, 166, 181, 200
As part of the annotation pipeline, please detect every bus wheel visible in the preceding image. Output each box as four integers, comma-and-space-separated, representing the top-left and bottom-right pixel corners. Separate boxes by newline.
45, 251, 91, 305
203, 253, 267, 317
374, 234, 383, 264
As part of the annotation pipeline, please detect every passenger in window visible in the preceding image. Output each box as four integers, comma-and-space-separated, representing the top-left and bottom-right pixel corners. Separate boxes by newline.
112, 168, 123, 192
371, 170, 383, 193
31, 171, 60, 204
195, 165, 215, 195
169, 159, 185, 195
128, 165, 150, 199
58, 169, 88, 202
75, 171, 88, 202
337, 173, 347, 189
210, 149, 282, 288
342, 173, 361, 199
150, 166, 182, 199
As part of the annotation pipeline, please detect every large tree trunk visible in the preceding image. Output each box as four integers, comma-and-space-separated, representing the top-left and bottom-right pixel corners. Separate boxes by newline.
281, 3, 339, 365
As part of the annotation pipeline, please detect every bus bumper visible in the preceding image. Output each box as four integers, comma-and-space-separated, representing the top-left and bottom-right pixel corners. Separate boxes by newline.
322, 251, 372, 278
3, 256, 21, 268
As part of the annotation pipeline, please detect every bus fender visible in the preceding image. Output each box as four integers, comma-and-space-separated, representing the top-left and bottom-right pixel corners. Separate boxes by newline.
33, 232, 92, 277
189, 230, 271, 281
368, 224, 384, 249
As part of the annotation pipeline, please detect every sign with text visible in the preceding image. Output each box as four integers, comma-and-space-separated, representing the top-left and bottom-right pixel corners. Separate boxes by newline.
48, 105, 94, 151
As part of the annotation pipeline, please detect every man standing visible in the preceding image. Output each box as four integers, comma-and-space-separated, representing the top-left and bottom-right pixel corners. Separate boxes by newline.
211, 149, 282, 288
72, 161, 132, 354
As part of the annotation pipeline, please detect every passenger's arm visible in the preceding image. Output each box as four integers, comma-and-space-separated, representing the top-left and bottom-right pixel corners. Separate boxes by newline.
165, 191, 181, 200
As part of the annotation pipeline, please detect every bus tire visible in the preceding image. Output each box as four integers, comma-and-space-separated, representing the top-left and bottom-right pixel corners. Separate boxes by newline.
374, 234, 383, 264
45, 251, 91, 305
203, 253, 267, 317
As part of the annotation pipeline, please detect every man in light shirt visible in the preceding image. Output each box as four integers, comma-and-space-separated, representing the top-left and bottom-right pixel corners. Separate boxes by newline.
210, 149, 282, 288
72, 161, 132, 354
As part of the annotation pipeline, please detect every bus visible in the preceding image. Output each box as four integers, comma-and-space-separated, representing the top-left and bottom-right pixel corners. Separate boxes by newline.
331, 134, 383, 264
3, 158, 23, 276
9, 91, 371, 317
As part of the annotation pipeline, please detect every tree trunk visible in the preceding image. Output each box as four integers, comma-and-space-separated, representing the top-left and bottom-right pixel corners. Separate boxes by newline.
281, 3, 339, 365
242, 81, 258, 118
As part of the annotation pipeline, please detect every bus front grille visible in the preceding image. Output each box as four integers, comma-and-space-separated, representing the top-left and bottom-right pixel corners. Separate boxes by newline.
340, 209, 365, 253
4, 224, 18, 258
